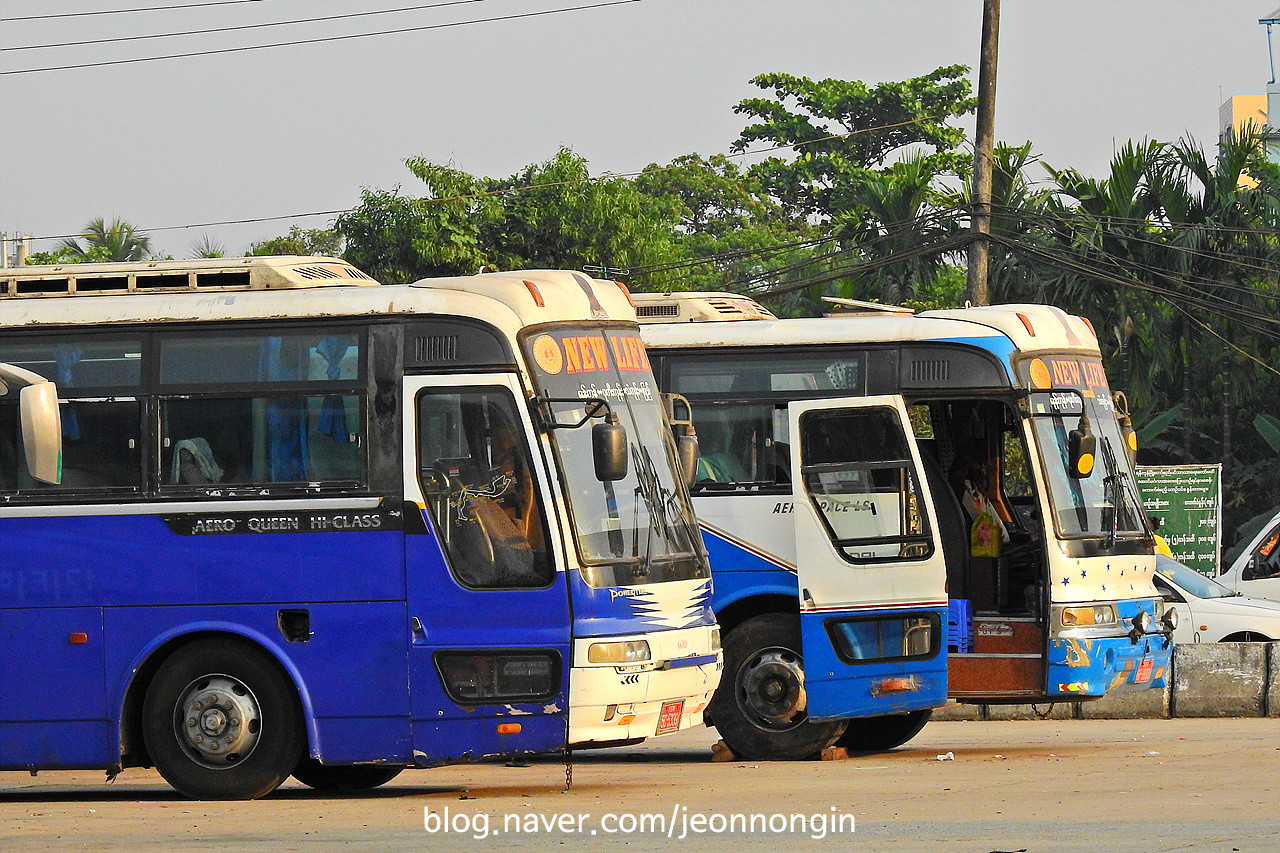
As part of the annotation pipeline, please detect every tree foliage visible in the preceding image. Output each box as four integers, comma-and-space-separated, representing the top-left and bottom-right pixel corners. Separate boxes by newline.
248, 225, 342, 258
59, 217, 152, 261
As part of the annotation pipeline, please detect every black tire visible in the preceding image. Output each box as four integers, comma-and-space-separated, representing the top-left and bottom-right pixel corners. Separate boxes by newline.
835, 708, 932, 753
142, 637, 303, 800
292, 760, 405, 791
708, 613, 845, 760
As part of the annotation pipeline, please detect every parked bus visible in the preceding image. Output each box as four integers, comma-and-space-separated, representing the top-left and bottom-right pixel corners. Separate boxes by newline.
637, 292, 1173, 760
0, 258, 720, 799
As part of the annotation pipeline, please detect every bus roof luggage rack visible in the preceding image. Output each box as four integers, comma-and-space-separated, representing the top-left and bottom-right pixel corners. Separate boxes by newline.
0, 256, 377, 298
632, 291, 777, 324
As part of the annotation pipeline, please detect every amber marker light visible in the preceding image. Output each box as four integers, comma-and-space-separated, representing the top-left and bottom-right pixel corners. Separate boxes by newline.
68, 633, 88, 644
522, 279, 545, 307
496, 723, 522, 735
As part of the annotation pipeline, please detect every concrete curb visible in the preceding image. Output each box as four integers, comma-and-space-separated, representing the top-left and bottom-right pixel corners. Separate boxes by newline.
932, 641, 1280, 721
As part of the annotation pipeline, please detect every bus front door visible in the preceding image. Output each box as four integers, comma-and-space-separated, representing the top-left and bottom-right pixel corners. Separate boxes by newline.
787, 396, 949, 721
404, 374, 571, 763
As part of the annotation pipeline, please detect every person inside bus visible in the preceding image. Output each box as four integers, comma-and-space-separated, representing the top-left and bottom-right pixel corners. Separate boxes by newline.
171, 437, 224, 485
695, 416, 750, 484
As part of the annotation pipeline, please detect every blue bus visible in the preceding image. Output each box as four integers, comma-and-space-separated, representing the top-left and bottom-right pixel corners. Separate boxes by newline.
638, 293, 1173, 760
0, 258, 720, 799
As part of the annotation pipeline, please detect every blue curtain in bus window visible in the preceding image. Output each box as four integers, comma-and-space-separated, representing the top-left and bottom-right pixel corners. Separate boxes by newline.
257, 337, 309, 481
51, 344, 82, 439
315, 336, 350, 442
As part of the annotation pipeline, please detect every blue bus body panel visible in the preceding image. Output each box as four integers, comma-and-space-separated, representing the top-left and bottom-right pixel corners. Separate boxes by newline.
567, 571, 716, 638
701, 528, 946, 719
802, 605, 949, 720
1047, 597, 1171, 699
405, 510, 571, 764
0, 510, 575, 769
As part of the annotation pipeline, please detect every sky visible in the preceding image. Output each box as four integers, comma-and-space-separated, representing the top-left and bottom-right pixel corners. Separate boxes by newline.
2, 0, 1277, 260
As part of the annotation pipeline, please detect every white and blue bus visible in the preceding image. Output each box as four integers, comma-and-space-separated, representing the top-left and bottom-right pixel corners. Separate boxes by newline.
0, 257, 720, 799
637, 293, 1173, 760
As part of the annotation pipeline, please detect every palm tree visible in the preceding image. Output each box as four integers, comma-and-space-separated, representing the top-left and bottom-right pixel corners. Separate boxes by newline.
59, 217, 152, 262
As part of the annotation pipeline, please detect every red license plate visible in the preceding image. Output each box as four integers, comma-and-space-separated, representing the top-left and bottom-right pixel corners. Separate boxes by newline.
656, 700, 684, 735
1135, 658, 1153, 683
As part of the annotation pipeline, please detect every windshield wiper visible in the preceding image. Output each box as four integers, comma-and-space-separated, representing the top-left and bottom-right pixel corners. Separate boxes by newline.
1101, 436, 1153, 549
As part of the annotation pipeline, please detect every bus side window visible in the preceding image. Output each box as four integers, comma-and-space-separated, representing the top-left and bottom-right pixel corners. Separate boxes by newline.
161, 395, 361, 487
417, 389, 552, 590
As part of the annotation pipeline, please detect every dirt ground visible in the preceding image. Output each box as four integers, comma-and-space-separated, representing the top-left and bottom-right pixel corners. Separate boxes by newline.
3, 718, 1279, 852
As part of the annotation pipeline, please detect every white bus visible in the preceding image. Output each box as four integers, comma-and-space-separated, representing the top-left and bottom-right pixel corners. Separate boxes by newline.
638, 292, 1173, 760
0, 257, 720, 799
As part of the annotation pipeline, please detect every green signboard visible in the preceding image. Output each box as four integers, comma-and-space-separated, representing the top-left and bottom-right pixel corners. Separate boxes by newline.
1135, 464, 1222, 575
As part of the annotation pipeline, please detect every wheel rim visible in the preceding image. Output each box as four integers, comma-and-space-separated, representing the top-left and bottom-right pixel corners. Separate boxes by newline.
173, 674, 262, 769
737, 647, 807, 731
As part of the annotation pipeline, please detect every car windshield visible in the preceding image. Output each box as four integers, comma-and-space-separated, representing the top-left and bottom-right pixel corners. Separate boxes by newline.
1157, 557, 1235, 599
523, 324, 707, 588
1022, 357, 1147, 541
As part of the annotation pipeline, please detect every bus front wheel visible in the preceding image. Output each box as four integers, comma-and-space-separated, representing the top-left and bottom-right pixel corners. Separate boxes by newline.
292, 760, 405, 791
709, 613, 845, 760
142, 637, 303, 800
835, 708, 932, 753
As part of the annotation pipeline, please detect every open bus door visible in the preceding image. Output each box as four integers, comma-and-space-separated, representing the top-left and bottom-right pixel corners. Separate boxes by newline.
787, 396, 949, 722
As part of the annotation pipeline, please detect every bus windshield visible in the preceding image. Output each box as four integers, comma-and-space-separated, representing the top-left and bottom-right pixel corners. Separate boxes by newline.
1022, 356, 1147, 540
523, 325, 707, 587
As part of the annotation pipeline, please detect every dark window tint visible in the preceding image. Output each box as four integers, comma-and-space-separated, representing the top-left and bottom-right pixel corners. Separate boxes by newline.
160, 332, 359, 386
0, 400, 141, 491
0, 339, 143, 391
162, 395, 360, 486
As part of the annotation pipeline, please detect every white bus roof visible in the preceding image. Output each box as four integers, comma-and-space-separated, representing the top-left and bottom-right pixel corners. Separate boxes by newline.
0, 259, 637, 335
636, 291, 1099, 355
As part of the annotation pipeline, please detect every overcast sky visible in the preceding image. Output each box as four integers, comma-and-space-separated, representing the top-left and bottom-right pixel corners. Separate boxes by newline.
2, 0, 1276, 260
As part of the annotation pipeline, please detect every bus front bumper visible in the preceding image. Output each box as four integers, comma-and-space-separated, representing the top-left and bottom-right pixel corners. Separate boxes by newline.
567, 625, 723, 745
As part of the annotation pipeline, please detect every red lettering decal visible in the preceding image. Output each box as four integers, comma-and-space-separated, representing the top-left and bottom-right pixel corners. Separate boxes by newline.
589, 337, 610, 371
563, 338, 583, 374
609, 335, 630, 370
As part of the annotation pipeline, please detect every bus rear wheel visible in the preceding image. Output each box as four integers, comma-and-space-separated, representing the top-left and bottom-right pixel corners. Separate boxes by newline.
142, 637, 302, 800
709, 613, 845, 760
292, 760, 405, 791
835, 708, 932, 753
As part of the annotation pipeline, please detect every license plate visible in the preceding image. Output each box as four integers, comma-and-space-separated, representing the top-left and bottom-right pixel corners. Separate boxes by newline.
656, 700, 684, 735
1135, 658, 1153, 683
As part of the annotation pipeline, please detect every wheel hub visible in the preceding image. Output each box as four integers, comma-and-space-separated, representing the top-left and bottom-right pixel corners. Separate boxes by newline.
175, 675, 261, 768
738, 648, 807, 731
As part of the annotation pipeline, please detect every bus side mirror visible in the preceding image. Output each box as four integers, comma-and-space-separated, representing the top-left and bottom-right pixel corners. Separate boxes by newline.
20, 383, 62, 484
1068, 414, 1095, 479
0, 363, 62, 485
1114, 391, 1138, 467
677, 428, 699, 489
662, 393, 699, 489
593, 419, 629, 482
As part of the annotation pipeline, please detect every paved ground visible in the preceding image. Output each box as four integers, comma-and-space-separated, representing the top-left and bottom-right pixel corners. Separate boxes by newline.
3, 718, 1279, 852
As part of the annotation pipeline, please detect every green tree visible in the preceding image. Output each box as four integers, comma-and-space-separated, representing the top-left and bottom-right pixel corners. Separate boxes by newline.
636, 153, 812, 293
731, 66, 976, 221
480, 148, 681, 282
59, 217, 152, 261
248, 225, 342, 258
190, 234, 227, 258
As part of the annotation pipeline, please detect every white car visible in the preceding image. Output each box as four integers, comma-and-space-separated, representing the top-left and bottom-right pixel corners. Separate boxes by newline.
1216, 509, 1280, 601
1154, 556, 1280, 643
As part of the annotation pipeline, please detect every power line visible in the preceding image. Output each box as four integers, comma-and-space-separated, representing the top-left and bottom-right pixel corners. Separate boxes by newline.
1, 0, 275, 23
3, 0, 494, 53
0, 0, 642, 76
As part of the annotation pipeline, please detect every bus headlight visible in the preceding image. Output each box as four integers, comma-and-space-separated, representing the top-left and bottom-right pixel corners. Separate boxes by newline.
1160, 603, 1179, 632
710, 626, 721, 652
1058, 604, 1118, 628
588, 640, 651, 664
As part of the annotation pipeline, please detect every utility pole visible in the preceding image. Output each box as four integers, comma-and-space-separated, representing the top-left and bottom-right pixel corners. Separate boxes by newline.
966, 0, 1000, 306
